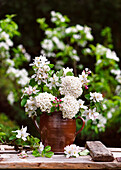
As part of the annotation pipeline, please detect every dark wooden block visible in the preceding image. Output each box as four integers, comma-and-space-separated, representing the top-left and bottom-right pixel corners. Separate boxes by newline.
86, 141, 114, 162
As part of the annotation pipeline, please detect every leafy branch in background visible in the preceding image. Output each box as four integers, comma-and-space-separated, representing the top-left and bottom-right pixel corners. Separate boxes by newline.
0, 14, 31, 106
37, 11, 94, 76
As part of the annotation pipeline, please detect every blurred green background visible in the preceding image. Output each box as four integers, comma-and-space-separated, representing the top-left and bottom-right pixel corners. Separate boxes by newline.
0, 0, 121, 64
0, 0, 121, 147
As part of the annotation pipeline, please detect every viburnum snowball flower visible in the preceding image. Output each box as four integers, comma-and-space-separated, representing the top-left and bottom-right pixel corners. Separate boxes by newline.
35, 92, 55, 113
59, 76, 83, 98
60, 95, 79, 119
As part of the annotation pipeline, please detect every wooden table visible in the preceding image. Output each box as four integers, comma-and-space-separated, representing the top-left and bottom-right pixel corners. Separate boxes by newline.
0, 145, 121, 169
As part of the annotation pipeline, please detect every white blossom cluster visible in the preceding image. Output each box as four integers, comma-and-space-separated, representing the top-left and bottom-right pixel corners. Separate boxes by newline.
92, 114, 107, 131
95, 44, 119, 62
59, 76, 83, 98
25, 97, 37, 117
35, 92, 55, 113
79, 70, 90, 86
90, 92, 103, 102
17, 44, 31, 62
65, 25, 93, 41
107, 108, 115, 119
42, 39, 54, 51
22, 86, 39, 96
47, 73, 60, 90
0, 24, 32, 107
7, 67, 30, 86
30, 55, 50, 85
51, 11, 66, 23
52, 36, 65, 50
64, 144, 82, 158
7, 91, 14, 105
111, 69, 121, 84
6, 58, 15, 66
0, 30, 13, 51
106, 49, 119, 62
115, 85, 121, 95
82, 108, 99, 120
0, 29, 12, 59
81, 91, 103, 121
40, 11, 94, 65
70, 49, 80, 62
60, 96, 79, 119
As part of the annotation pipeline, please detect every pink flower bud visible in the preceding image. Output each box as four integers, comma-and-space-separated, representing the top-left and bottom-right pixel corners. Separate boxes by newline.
55, 97, 57, 100
53, 101, 55, 103
57, 99, 59, 102
59, 104, 61, 107
85, 85, 88, 89
59, 99, 62, 102
55, 105, 58, 107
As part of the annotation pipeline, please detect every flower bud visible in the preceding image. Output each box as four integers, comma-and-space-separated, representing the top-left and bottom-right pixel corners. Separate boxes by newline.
85, 85, 88, 89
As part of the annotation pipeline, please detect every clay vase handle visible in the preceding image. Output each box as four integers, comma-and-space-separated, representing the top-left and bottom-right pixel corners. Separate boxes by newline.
75, 116, 85, 136
32, 116, 40, 133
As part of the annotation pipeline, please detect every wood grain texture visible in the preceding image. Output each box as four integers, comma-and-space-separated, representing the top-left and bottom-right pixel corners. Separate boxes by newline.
86, 141, 114, 162
0, 144, 121, 169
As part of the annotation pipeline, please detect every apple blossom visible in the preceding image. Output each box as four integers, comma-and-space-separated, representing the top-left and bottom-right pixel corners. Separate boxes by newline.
12, 126, 30, 141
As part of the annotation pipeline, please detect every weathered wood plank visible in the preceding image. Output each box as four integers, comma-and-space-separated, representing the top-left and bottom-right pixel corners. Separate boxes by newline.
1, 144, 121, 169
0, 154, 121, 169
108, 148, 121, 152
0, 145, 14, 150
86, 141, 114, 162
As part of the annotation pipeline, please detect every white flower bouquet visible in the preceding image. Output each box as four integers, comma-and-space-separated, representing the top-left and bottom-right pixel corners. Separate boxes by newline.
21, 54, 103, 121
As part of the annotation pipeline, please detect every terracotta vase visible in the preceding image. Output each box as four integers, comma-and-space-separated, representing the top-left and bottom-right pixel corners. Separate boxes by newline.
33, 111, 85, 153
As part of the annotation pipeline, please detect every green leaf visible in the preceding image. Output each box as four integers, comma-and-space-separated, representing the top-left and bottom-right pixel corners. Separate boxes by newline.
32, 149, 41, 157
36, 18, 48, 30
56, 69, 63, 77
66, 71, 74, 76
21, 98, 27, 107
79, 149, 90, 156
50, 106, 55, 113
44, 146, 51, 152
0, 132, 6, 136
48, 64, 54, 68
9, 135, 16, 140
29, 78, 36, 87
85, 94, 90, 100
44, 151, 54, 158
0, 137, 4, 143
